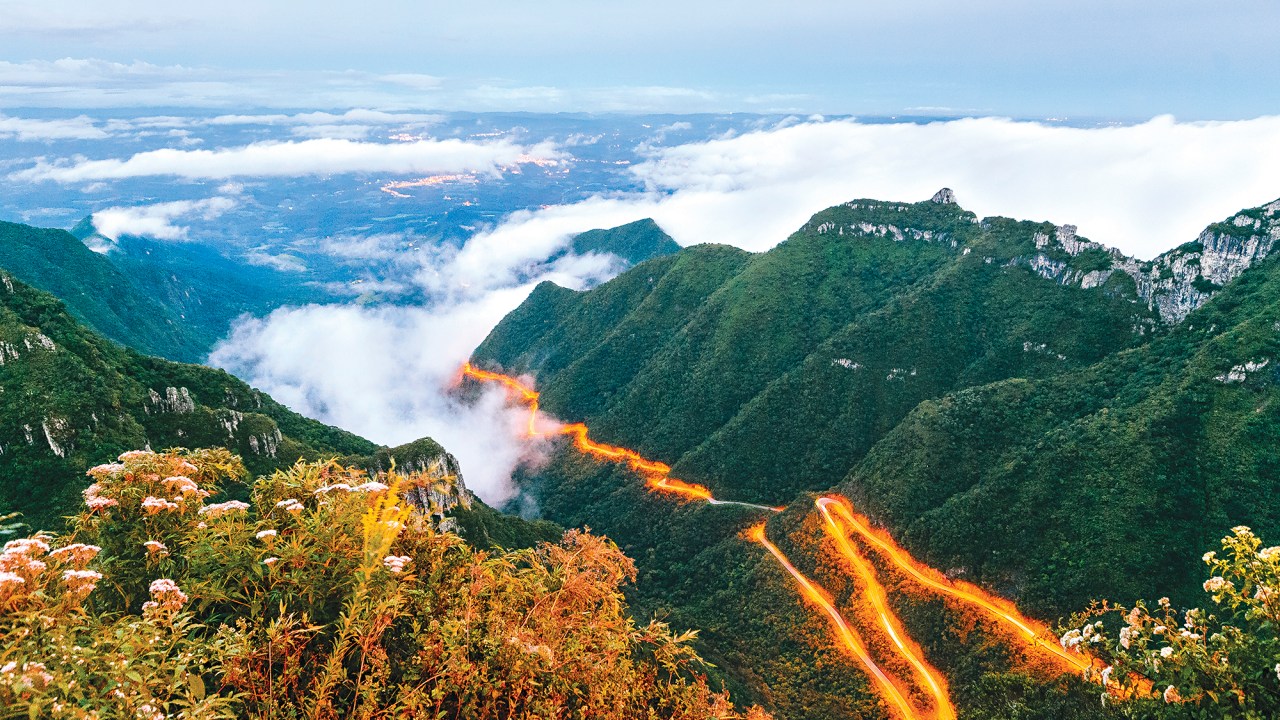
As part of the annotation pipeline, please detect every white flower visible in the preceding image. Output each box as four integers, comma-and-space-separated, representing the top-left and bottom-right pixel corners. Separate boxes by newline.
1202, 551, 1216, 563
275, 498, 304, 514
1163, 685, 1181, 703
143, 540, 168, 558
1275, 663, 1280, 682
382, 555, 412, 574
145, 578, 188, 612
1100, 666, 1113, 687
118, 450, 155, 462
1259, 546, 1280, 562
1203, 576, 1231, 593
198, 500, 250, 518
62, 569, 103, 596
1060, 629, 1083, 650
87, 463, 125, 477
1160, 646, 1174, 658
1119, 626, 1133, 649
141, 496, 180, 515
256, 529, 277, 540
262, 557, 279, 567
3, 538, 50, 556
48, 543, 101, 567
313, 483, 353, 495
353, 481, 389, 493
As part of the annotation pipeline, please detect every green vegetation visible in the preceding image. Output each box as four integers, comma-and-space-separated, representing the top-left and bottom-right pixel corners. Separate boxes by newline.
471, 194, 1280, 717
0, 222, 202, 360
1063, 526, 1280, 719
569, 218, 683, 265
0, 450, 768, 719
0, 269, 460, 533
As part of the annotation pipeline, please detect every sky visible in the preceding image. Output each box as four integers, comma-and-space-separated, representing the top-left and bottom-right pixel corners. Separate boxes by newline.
2, 0, 1279, 117
5, 0, 1280, 503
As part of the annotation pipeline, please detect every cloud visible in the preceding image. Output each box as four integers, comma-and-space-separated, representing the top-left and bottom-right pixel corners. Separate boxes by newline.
320, 233, 410, 262
206, 109, 444, 127
209, 292, 561, 505
14, 137, 563, 183
90, 196, 238, 242
245, 251, 307, 272
0, 59, 456, 110
211, 114, 1280, 506
0, 114, 109, 141
211, 218, 626, 505
619, 114, 1280, 259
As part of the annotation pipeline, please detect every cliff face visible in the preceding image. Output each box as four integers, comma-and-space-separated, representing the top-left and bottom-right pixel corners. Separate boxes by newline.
1015, 198, 1280, 323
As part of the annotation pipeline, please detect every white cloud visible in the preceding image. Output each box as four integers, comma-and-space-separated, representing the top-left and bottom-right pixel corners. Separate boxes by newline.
290, 124, 374, 140
211, 217, 626, 505
14, 137, 563, 183
206, 109, 444, 127
211, 114, 1280, 506
320, 233, 409, 261
0, 114, 109, 141
620, 114, 1280, 258
209, 292, 560, 505
90, 196, 238, 242
245, 251, 307, 272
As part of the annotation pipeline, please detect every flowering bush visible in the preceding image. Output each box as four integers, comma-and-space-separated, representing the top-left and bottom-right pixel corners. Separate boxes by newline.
1064, 526, 1280, 719
0, 449, 767, 719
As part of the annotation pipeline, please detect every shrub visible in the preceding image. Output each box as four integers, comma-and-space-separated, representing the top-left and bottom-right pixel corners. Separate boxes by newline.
1063, 526, 1280, 719
0, 449, 766, 720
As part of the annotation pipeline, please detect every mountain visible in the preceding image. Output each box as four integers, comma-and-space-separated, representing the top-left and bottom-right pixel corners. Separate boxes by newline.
0, 221, 203, 361
469, 191, 1280, 718
71, 220, 320, 359
0, 267, 483, 534
567, 218, 682, 265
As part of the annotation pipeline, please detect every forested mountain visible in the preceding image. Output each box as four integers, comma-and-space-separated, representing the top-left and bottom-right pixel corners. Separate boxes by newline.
0, 221, 204, 360
471, 191, 1280, 718
0, 268, 478, 532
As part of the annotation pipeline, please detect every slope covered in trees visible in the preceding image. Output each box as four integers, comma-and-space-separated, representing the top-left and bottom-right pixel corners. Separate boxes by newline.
0, 268, 465, 532
470, 191, 1280, 717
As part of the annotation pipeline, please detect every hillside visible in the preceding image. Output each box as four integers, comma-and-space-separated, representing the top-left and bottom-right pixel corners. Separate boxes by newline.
568, 217, 683, 265
0, 268, 473, 532
0, 221, 203, 361
71, 220, 320, 359
469, 191, 1280, 717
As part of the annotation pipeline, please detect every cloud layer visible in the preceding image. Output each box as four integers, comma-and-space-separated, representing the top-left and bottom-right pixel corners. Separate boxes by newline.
90, 196, 238, 242
213, 114, 1280, 505
630, 115, 1280, 259
16, 136, 561, 182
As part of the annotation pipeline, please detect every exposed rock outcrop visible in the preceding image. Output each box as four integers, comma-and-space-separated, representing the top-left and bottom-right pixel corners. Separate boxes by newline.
1014, 198, 1280, 323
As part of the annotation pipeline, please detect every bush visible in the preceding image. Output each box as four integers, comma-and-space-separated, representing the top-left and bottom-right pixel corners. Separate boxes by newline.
0, 449, 767, 720
1063, 526, 1280, 719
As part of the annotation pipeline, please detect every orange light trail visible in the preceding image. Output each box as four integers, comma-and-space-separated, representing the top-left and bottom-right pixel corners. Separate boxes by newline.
459, 362, 1132, 709
815, 501, 956, 719
749, 523, 921, 720
815, 496, 1092, 675
461, 363, 718, 504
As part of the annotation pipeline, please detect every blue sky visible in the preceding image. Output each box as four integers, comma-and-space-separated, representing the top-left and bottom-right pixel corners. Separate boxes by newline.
1, 0, 1277, 117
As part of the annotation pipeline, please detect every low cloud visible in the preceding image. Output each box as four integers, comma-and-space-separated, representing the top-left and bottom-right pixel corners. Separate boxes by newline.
206, 109, 444, 127
209, 290, 562, 505
0, 114, 109, 141
90, 196, 238, 242
625, 115, 1280, 259
14, 137, 563, 183
212, 114, 1280, 506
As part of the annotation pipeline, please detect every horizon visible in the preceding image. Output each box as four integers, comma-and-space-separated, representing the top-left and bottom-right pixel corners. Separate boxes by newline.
2, 1, 1279, 118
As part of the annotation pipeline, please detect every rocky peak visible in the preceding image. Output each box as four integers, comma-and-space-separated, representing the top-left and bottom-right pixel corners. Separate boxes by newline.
1011, 196, 1280, 324
931, 188, 957, 205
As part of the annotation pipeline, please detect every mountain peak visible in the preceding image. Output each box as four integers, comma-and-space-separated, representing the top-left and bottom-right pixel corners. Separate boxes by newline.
930, 188, 957, 205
